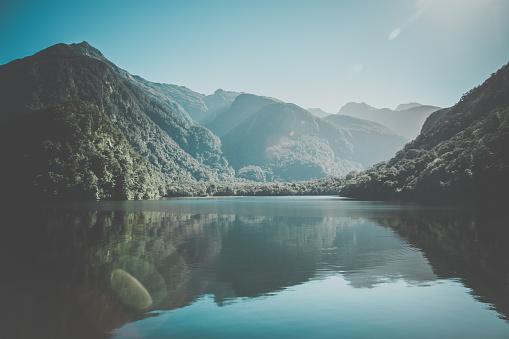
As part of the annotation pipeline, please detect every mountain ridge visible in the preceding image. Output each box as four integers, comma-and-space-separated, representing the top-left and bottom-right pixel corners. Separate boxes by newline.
340, 61, 509, 204
221, 101, 363, 181
0, 42, 235, 183
336, 101, 441, 140
70, 42, 242, 125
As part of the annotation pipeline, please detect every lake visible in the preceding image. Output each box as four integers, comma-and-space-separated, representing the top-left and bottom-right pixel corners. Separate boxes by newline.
1, 196, 509, 338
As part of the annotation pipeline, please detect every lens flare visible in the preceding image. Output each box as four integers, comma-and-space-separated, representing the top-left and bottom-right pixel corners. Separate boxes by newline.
389, 28, 401, 40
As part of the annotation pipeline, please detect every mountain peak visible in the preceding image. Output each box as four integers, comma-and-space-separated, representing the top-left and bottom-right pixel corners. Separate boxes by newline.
306, 108, 331, 118
395, 102, 422, 111
69, 41, 109, 63
29, 43, 83, 61
338, 102, 376, 114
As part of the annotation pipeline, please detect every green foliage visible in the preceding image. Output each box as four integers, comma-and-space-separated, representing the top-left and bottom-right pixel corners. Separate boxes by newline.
0, 43, 235, 183
0, 101, 165, 200
325, 114, 408, 167
341, 62, 509, 204
165, 176, 345, 197
238, 166, 267, 182
220, 101, 362, 182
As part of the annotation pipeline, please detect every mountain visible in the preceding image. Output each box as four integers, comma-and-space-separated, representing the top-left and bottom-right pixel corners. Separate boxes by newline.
0, 43, 235, 183
306, 108, 331, 118
207, 93, 408, 182
420, 107, 450, 132
70, 42, 241, 125
221, 101, 362, 182
340, 62, 509, 204
69, 41, 196, 124
394, 102, 422, 111
206, 93, 283, 137
337, 102, 441, 140
324, 114, 408, 167
0, 101, 164, 200
201, 89, 243, 124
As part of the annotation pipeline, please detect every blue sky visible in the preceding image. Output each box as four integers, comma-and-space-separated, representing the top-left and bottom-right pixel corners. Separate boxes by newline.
1, 0, 508, 112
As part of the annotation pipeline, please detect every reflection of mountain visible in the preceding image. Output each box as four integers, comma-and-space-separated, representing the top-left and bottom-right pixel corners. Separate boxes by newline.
203, 216, 336, 302
323, 218, 436, 288
371, 209, 509, 321
2, 201, 509, 337
0, 208, 198, 338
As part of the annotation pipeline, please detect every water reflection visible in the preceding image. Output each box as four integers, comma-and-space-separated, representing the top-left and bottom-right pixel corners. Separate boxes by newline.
370, 209, 509, 322
1, 197, 508, 338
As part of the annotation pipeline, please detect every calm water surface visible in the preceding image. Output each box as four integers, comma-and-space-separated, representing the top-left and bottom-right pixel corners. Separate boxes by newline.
1, 196, 509, 338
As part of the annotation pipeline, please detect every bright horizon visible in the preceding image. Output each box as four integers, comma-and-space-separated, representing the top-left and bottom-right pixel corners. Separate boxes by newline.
1, 0, 508, 113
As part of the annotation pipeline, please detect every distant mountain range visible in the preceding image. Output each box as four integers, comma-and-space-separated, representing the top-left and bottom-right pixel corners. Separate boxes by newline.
206, 93, 282, 138
336, 102, 441, 140
324, 114, 408, 168
219, 99, 363, 181
0, 41, 462, 198
341, 61, 509, 204
205, 93, 408, 181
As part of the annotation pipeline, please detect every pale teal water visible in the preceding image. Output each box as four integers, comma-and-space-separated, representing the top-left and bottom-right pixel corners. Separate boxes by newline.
1, 196, 509, 338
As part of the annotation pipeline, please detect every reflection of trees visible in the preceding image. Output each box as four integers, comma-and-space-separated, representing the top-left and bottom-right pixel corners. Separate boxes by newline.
4, 203, 508, 338
370, 209, 509, 321
201, 216, 337, 303
0, 208, 201, 338
319, 218, 436, 288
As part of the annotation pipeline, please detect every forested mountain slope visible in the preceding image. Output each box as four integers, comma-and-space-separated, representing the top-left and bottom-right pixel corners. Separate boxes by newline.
70, 42, 241, 125
0, 43, 234, 182
221, 101, 363, 182
69, 41, 196, 124
324, 114, 407, 167
0, 101, 164, 200
206, 94, 282, 137
340, 62, 509, 204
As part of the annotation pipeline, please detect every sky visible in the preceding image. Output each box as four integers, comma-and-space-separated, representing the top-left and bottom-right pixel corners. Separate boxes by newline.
1, 0, 508, 113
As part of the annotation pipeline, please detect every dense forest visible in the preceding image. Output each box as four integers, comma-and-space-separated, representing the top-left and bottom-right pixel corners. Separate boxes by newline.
0, 101, 164, 200
67, 43, 412, 182
2, 41, 507, 201
0, 99, 345, 200
340, 62, 509, 204
165, 176, 345, 197
0, 43, 235, 183
71, 40, 242, 126
210, 94, 407, 182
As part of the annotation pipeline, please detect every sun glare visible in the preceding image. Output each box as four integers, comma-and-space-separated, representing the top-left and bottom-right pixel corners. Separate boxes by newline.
388, 29, 401, 40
